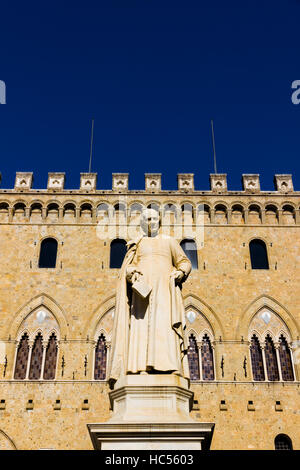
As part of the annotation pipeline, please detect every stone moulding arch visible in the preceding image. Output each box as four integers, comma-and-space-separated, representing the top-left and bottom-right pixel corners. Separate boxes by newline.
29, 199, 44, 208
281, 201, 296, 209
247, 201, 263, 210
265, 202, 279, 210
248, 329, 262, 344
83, 294, 116, 339
235, 295, 300, 341
94, 327, 111, 343
186, 328, 198, 342
0, 429, 17, 450
12, 199, 28, 208
0, 199, 11, 207
183, 294, 225, 339
213, 200, 229, 210
62, 200, 77, 208
231, 201, 245, 209
7, 293, 69, 340
277, 328, 291, 343
79, 199, 94, 209
46, 200, 62, 208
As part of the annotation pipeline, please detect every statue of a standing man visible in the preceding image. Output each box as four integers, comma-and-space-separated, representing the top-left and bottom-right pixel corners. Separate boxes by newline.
108, 209, 192, 388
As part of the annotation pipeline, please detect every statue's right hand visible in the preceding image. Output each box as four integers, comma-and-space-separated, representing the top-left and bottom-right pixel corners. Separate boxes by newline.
126, 267, 142, 283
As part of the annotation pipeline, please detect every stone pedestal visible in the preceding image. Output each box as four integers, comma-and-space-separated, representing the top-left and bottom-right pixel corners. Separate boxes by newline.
88, 375, 214, 450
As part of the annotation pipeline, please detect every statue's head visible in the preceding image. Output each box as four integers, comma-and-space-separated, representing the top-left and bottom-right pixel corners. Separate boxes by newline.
140, 208, 161, 237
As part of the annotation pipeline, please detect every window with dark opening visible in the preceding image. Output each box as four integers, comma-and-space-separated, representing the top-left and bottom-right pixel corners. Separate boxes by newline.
275, 434, 293, 450
110, 239, 127, 268
249, 239, 269, 269
180, 239, 198, 270
39, 238, 58, 268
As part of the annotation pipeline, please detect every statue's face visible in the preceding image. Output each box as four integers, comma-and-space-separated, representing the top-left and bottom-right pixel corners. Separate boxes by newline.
141, 209, 160, 236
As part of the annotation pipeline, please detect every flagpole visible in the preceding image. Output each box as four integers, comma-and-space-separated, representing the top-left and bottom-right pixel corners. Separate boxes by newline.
89, 119, 94, 173
211, 119, 217, 174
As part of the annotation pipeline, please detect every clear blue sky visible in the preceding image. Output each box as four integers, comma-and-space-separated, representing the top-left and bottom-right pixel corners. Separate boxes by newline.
0, 0, 299, 191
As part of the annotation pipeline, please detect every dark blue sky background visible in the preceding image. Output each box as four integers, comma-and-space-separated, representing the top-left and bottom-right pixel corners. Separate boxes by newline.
0, 0, 299, 191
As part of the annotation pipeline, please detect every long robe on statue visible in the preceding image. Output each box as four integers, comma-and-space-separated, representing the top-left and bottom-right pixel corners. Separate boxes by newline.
108, 233, 192, 386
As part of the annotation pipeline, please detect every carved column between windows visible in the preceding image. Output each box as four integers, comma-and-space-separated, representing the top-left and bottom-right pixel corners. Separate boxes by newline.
8, 207, 13, 223
227, 209, 232, 224
277, 209, 283, 225
244, 209, 249, 224
197, 341, 203, 381
75, 208, 80, 223
274, 342, 283, 381
25, 341, 34, 380
289, 342, 297, 381
42, 208, 47, 221
40, 340, 48, 379
106, 341, 112, 378
58, 207, 64, 222
92, 208, 97, 223
261, 345, 267, 382
25, 207, 30, 222
260, 209, 266, 224
210, 208, 215, 224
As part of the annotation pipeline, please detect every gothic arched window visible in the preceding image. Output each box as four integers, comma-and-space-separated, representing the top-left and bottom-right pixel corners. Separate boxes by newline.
29, 333, 44, 380
275, 434, 293, 450
38, 238, 58, 268
14, 333, 29, 380
250, 335, 265, 381
278, 335, 294, 381
94, 334, 107, 380
43, 333, 58, 380
110, 239, 127, 268
201, 334, 214, 380
249, 239, 269, 269
187, 334, 200, 380
264, 335, 279, 381
180, 239, 198, 270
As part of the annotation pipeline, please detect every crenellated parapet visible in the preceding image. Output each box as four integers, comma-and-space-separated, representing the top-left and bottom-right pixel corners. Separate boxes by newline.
0, 172, 298, 194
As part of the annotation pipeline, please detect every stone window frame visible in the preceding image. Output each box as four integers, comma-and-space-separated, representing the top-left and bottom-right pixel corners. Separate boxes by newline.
37, 236, 59, 269
92, 327, 111, 382
186, 326, 216, 382
248, 329, 296, 383
248, 237, 270, 270
13, 326, 60, 381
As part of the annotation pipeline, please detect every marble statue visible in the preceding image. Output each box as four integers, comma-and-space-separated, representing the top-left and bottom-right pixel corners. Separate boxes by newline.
108, 208, 192, 387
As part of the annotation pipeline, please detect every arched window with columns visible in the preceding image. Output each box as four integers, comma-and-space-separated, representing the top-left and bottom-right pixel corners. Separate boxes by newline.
94, 333, 107, 380
264, 335, 280, 381
250, 334, 265, 381
248, 308, 295, 382
187, 334, 200, 380
13, 307, 60, 380
201, 334, 214, 380
185, 307, 215, 382
29, 333, 44, 380
43, 333, 58, 380
278, 335, 294, 381
14, 333, 29, 380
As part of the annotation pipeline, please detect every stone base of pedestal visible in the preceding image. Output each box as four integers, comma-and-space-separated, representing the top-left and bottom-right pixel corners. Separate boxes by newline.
88, 375, 214, 450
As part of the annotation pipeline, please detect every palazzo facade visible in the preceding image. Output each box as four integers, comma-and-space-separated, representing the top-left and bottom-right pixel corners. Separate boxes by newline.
0, 171, 299, 450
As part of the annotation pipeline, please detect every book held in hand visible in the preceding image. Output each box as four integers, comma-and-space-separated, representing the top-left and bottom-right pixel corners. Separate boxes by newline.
132, 279, 152, 298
